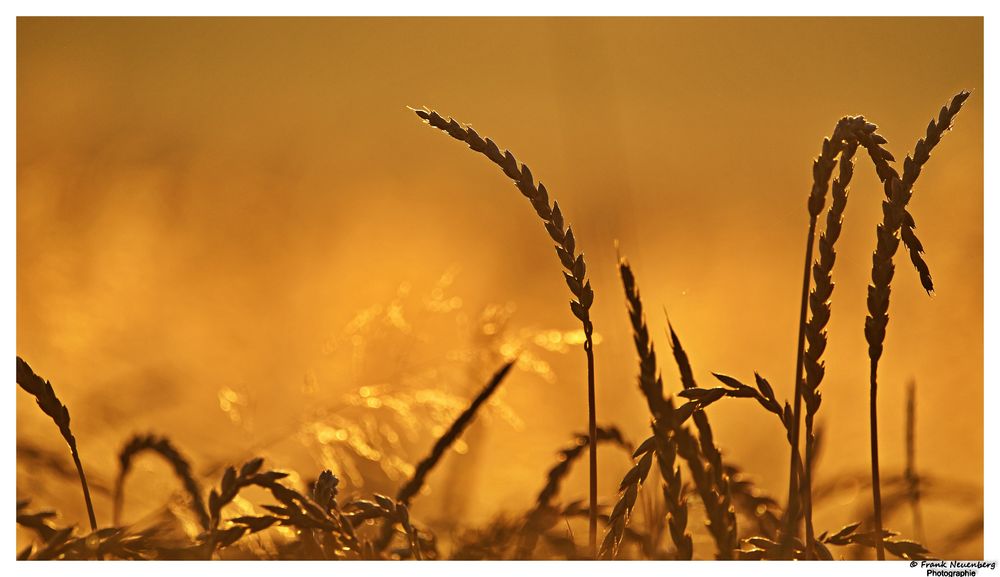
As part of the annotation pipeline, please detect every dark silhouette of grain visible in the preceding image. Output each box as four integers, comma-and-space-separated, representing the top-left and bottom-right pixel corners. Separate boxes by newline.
16, 356, 98, 532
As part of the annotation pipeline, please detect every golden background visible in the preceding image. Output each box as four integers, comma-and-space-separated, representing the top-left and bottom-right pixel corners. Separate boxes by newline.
16, 17, 983, 557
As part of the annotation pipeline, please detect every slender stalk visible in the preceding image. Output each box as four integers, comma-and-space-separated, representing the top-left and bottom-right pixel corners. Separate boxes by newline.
905, 381, 925, 541
585, 337, 598, 556
869, 364, 884, 559
71, 448, 98, 531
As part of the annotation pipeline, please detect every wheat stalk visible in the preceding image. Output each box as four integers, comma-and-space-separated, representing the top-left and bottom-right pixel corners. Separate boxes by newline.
857, 91, 969, 559
16, 356, 98, 532
113, 433, 209, 530
414, 107, 599, 557
800, 137, 860, 557
904, 381, 925, 542
785, 115, 870, 557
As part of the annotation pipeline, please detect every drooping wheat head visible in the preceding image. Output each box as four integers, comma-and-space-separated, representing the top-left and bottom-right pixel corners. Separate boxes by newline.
414, 108, 599, 557
16, 356, 98, 532
857, 91, 969, 559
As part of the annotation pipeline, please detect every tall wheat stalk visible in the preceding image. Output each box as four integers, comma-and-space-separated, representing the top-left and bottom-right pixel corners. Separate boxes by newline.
801, 137, 859, 558
787, 115, 867, 556
413, 108, 599, 557
16, 357, 98, 532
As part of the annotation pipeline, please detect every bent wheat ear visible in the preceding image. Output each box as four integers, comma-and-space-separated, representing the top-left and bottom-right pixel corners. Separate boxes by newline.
114, 434, 209, 529
858, 91, 969, 560
16, 356, 98, 532
414, 108, 600, 558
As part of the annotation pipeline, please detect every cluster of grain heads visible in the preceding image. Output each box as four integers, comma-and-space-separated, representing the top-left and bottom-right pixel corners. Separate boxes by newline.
856, 91, 969, 559
113, 434, 209, 530
614, 258, 694, 559
413, 108, 599, 557
16, 356, 98, 532
618, 258, 742, 559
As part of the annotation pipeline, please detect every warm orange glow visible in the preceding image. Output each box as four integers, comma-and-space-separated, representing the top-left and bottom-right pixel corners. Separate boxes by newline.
16, 17, 983, 560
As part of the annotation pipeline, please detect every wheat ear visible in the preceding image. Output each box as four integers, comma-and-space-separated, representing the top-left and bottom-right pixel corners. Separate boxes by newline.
858, 91, 969, 559
16, 356, 98, 532
113, 434, 209, 529
396, 360, 515, 504
801, 138, 859, 557
414, 108, 599, 557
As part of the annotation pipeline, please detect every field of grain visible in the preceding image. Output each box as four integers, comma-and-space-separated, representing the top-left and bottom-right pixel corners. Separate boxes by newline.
15, 17, 984, 561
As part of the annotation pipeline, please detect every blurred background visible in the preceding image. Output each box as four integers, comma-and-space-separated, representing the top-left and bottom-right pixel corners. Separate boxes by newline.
16, 17, 983, 557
